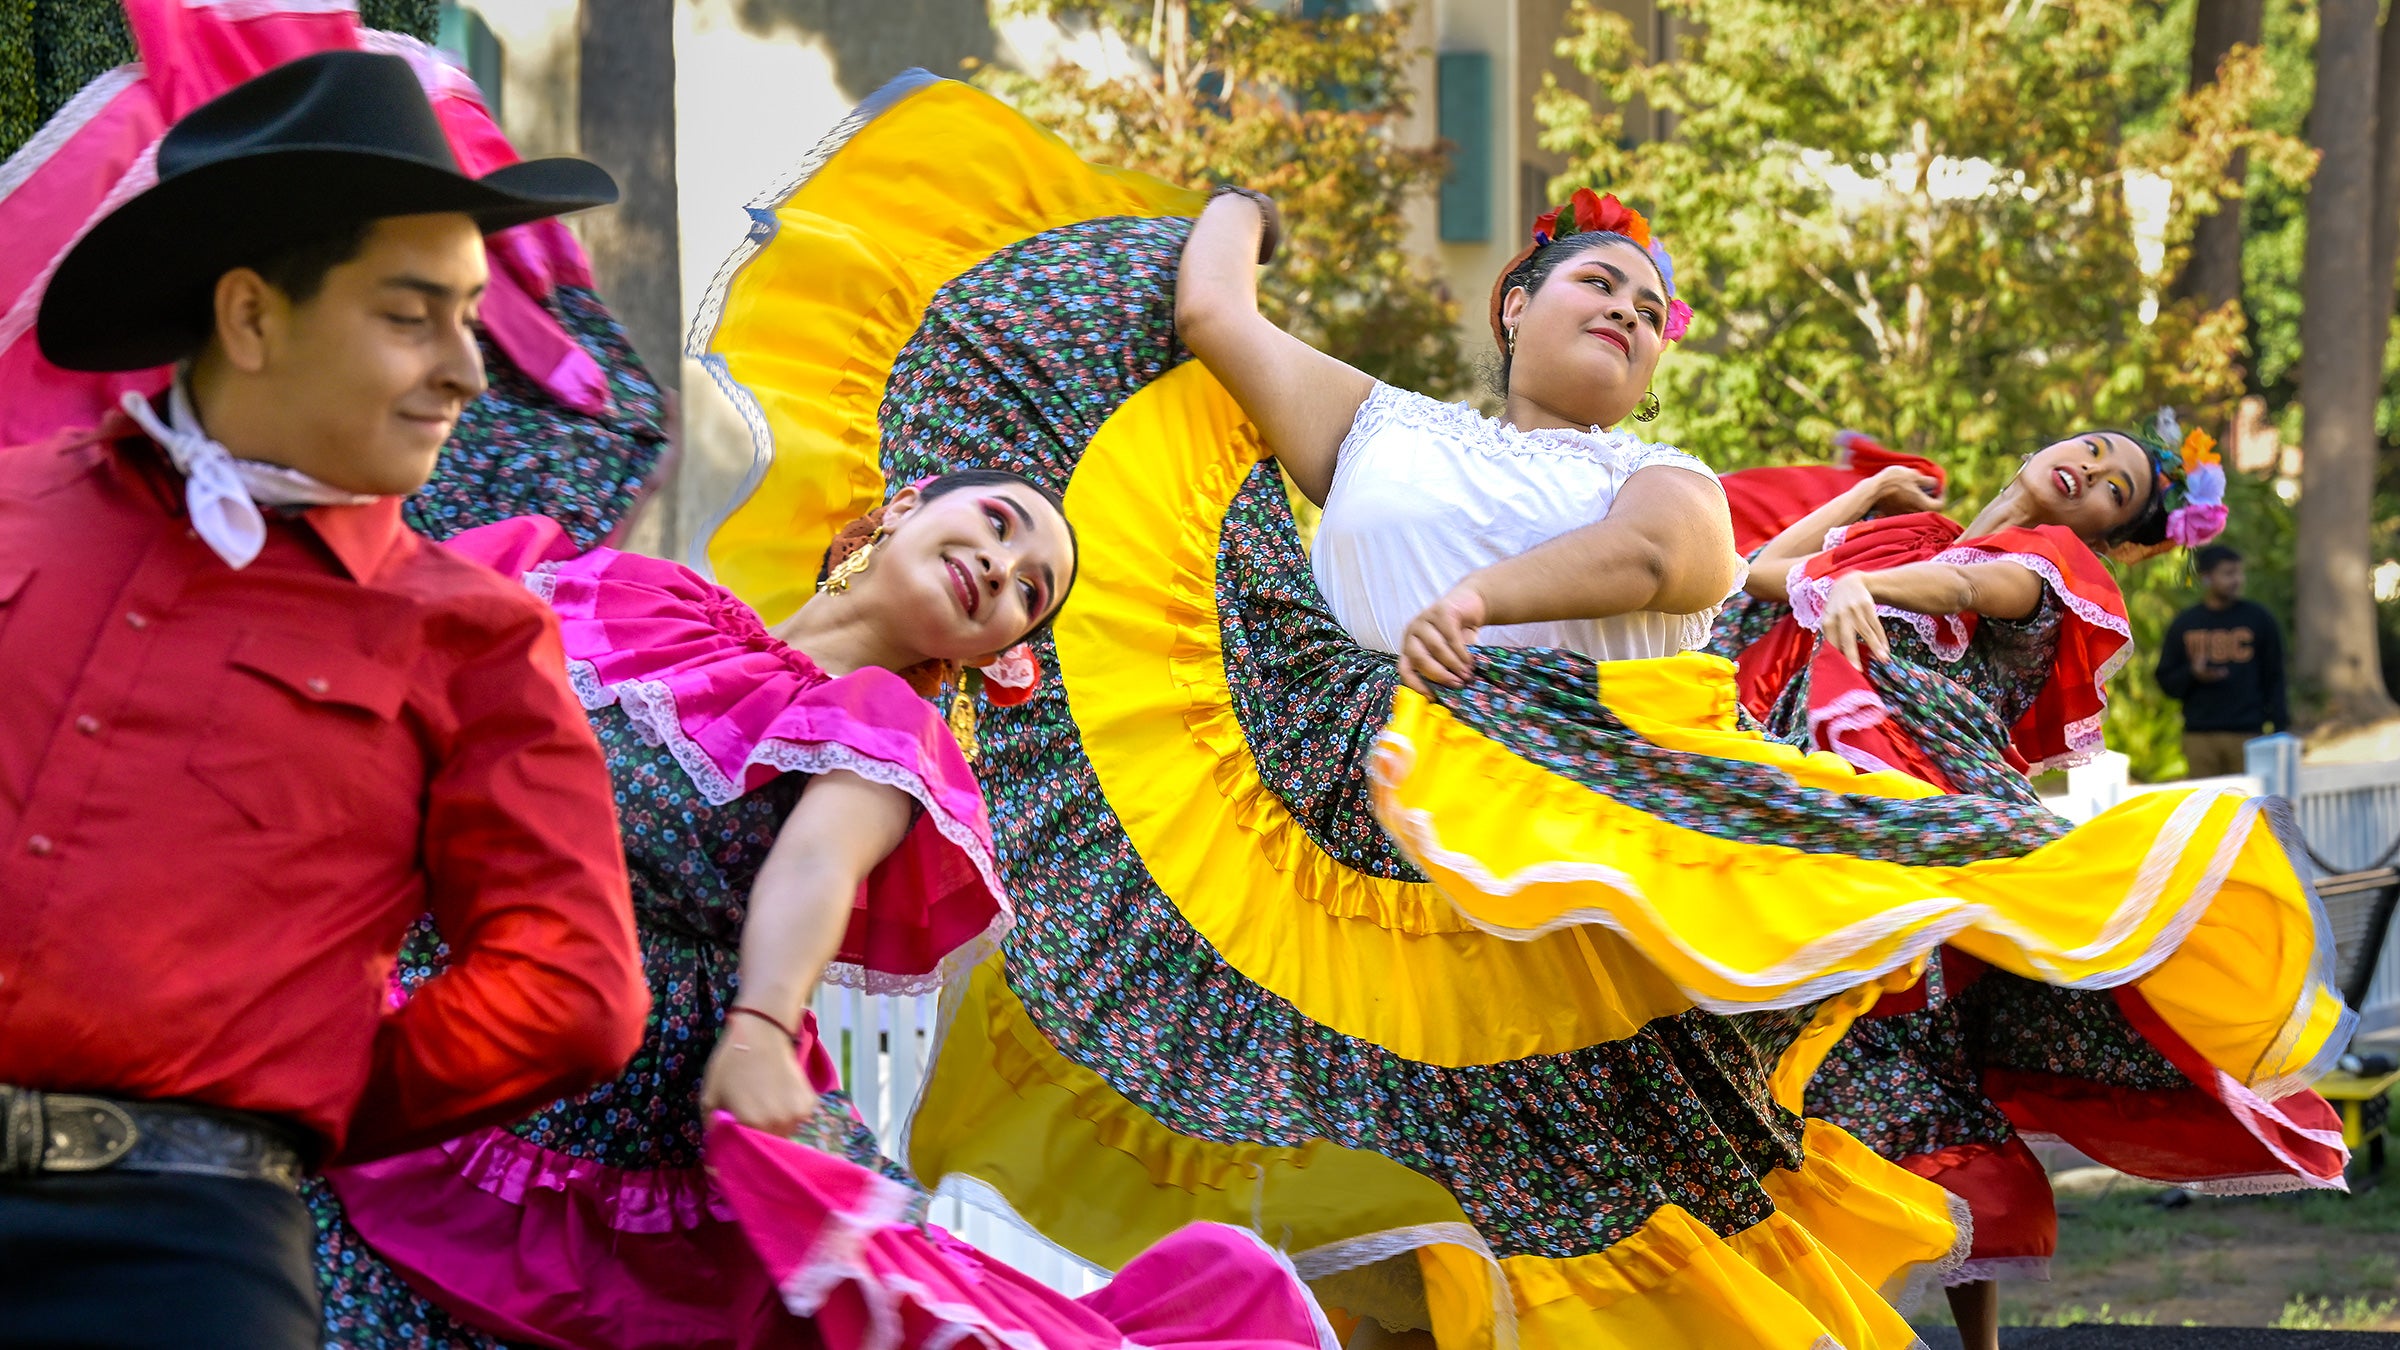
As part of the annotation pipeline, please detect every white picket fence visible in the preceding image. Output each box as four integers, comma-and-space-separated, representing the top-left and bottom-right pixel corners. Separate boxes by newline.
807, 982, 1110, 1296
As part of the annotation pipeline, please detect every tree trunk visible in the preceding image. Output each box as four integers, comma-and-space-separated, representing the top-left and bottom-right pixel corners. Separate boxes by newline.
2295, 0, 2400, 731
576, 0, 681, 391
576, 0, 682, 557
2372, 2, 2400, 323
2175, 0, 2263, 311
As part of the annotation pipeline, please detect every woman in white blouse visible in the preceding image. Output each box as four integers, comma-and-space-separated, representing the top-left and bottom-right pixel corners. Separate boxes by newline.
1176, 187, 1745, 688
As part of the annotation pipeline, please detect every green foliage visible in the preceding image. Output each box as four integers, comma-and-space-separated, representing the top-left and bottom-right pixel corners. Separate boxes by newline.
1541, 0, 2314, 779
976, 0, 1465, 396
2, 0, 441, 158
2274, 1296, 2400, 1331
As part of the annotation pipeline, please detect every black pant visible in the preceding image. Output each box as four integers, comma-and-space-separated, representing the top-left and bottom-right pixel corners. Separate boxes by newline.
0, 1170, 317, 1349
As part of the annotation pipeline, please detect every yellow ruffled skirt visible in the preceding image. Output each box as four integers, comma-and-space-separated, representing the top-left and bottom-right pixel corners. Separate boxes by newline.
694, 71, 1968, 1347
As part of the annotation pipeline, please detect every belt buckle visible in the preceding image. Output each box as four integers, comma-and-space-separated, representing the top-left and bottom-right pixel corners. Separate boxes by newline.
2, 1089, 138, 1174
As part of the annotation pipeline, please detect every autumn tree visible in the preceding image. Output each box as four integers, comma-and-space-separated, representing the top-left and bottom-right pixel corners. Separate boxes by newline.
976, 0, 1463, 396
1539, 0, 2305, 505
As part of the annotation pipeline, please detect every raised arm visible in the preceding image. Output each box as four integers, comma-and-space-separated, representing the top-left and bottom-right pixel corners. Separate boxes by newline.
1176, 192, 1375, 504
1812, 559, 2046, 668
698, 768, 915, 1134
1747, 465, 1945, 602
1398, 466, 1741, 690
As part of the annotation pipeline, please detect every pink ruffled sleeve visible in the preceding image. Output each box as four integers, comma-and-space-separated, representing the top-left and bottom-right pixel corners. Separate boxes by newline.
444, 518, 1009, 993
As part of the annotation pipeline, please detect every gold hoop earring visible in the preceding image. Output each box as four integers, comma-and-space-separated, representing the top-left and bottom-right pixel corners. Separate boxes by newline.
1635, 390, 1662, 423
818, 526, 888, 594
1505, 325, 1517, 356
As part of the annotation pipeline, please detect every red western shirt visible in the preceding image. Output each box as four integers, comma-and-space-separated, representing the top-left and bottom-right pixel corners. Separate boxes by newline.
0, 413, 646, 1161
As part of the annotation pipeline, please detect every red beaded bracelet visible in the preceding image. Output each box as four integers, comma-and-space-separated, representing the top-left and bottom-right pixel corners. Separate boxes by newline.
727, 1006, 799, 1042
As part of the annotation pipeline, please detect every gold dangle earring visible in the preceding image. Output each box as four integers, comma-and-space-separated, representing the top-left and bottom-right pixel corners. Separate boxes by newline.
1635, 390, 1662, 423
1506, 325, 1518, 356
817, 526, 888, 594
948, 673, 981, 763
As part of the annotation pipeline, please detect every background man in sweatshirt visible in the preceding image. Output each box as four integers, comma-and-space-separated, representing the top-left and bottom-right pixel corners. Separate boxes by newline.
2156, 544, 2291, 778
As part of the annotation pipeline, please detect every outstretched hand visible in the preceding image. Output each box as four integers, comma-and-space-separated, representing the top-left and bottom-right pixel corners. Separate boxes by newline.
1398, 586, 1487, 693
1867, 465, 1945, 515
1818, 573, 1890, 669
699, 1024, 820, 1137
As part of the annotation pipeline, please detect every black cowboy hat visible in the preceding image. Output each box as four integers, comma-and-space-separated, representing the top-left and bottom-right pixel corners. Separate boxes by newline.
38, 49, 618, 372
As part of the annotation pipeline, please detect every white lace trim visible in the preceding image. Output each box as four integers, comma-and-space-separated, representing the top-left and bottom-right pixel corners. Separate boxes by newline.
1949, 1255, 2050, 1286
1928, 544, 2132, 771
0, 138, 159, 356
2203, 1063, 2353, 1186
1785, 564, 1973, 664
527, 568, 1015, 977
1341, 381, 1721, 479
1783, 540, 2131, 772
2184, 1170, 2348, 1196
817, 904, 1005, 999
1889, 1191, 1977, 1313
0, 63, 140, 205
1807, 687, 1909, 778
771, 1164, 918, 1320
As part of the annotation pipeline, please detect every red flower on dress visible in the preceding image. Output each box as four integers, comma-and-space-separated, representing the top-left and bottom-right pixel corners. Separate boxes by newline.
975, 643, 1041, 706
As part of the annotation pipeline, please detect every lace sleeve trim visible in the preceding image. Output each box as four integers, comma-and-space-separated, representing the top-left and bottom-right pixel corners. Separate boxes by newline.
1925, 544, 2134, 773
524, 569, 1011, 993
1331, 382, 1442, 488
1619, 444, 1724, 487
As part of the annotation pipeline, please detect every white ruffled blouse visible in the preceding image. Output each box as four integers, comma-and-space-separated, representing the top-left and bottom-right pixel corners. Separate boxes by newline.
1310, 382, 1740, 662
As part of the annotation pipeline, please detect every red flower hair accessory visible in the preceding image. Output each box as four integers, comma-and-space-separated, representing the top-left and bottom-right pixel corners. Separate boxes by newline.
1532, 189, 1653, 249
1492, 189, 1693, 350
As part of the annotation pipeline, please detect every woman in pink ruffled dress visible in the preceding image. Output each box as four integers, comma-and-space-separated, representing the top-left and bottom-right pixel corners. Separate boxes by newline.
306, 473, 1335, 1350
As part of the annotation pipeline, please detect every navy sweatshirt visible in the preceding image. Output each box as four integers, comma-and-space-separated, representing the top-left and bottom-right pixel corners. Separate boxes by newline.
2155, 598, 2290, 734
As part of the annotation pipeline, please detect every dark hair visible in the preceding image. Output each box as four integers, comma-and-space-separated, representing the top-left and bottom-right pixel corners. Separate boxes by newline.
2098, 431, 2172, 548
185, 219, 379, 359
1492, 230, 1663, 395
251, 218, 378, 305
817, 468, 1081, 639
2194, 543, 2242, 574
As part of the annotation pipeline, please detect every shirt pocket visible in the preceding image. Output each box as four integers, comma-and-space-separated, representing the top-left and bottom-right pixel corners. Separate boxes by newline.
187, 629, 419, 836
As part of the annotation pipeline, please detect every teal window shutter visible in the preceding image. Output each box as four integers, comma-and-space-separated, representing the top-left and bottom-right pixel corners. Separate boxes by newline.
1438, 52, 1490, 243
435, 2, 506, 122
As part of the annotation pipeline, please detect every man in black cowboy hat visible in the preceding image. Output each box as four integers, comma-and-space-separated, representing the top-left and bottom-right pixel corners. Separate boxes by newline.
0, 50, 648, 1348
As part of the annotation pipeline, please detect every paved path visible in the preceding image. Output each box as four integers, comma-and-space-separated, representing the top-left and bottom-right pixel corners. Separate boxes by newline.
1913, 1326, 2400, 1347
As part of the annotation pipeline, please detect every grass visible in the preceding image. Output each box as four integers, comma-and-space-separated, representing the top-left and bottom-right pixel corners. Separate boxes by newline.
1956, 1170, 2400, 1331
1917, 1299, 2169, 1328
2273, 1295, 2400, 1330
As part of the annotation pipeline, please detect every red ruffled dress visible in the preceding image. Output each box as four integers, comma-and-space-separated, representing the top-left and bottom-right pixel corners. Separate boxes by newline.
307, 517, 1335, 1350
1706, 510, 2348, 1285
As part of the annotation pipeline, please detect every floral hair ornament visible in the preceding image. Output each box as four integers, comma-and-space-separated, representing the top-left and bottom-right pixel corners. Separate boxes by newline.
1496, 188, 1695, 346
2141, 408, 2229, 550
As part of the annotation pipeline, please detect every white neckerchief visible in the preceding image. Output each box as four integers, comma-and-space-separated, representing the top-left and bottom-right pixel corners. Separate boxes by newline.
119, 377, 381, 569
